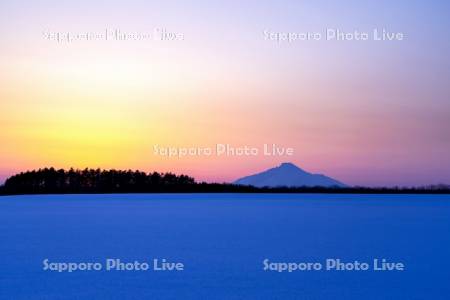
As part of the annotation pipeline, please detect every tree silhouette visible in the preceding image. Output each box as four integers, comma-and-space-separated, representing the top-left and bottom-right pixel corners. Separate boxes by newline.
0, 168, 448, 195
1, 168, 195, 194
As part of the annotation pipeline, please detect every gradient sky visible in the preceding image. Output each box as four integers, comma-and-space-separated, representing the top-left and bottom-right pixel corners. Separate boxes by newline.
0, 0, 449, 186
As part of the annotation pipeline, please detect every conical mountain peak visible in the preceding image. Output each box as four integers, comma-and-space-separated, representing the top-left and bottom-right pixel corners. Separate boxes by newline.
234, 162, 347, 188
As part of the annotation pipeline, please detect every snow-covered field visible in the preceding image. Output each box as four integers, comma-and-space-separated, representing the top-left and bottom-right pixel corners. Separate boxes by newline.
1, 194, 449, 299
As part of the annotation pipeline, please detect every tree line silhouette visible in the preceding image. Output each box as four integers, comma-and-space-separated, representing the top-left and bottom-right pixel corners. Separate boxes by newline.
0, 168, 195, 194
0, 167, 449, 195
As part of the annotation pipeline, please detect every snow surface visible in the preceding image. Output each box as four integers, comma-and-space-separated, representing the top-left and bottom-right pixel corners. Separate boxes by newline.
0, 193, 449, 299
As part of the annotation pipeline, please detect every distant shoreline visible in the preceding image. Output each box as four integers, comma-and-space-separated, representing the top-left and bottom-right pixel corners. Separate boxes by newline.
2, 191, 450, 196
1, 168, 449, 196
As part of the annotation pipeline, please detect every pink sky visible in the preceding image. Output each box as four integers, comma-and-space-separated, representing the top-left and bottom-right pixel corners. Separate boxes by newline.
0, 1, 449, 186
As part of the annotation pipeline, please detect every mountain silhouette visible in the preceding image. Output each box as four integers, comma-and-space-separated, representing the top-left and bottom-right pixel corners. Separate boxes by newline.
234, 162, 347, 188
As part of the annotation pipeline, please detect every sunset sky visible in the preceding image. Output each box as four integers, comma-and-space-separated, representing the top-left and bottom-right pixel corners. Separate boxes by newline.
0, 0, 449, 186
